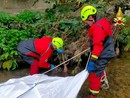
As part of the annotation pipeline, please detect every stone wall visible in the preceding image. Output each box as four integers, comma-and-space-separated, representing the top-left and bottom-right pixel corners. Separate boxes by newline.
0, 0, 50, 14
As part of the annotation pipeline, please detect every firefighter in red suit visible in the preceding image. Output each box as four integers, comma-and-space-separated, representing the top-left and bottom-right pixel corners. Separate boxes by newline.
17, 36, 64, 75
81, 5, 115, 98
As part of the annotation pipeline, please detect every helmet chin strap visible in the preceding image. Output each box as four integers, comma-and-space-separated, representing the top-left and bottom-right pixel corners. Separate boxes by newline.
50, 43, 56, 50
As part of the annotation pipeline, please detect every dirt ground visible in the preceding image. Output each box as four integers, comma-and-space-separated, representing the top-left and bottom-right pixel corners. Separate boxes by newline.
79, 52, 130, 98
0, 52, 130, 98
102, 52, 130, 98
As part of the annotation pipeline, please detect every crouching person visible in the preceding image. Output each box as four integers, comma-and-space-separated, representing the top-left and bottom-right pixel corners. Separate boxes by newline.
17, 36, 64, 75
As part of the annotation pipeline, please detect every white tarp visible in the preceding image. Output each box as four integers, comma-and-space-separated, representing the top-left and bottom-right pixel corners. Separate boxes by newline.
0, 70, 89, 98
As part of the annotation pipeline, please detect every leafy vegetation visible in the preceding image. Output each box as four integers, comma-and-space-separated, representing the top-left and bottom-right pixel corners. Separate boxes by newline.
0, 0, 130, 70
0, 7, 82, 70
118, 16, 130, 51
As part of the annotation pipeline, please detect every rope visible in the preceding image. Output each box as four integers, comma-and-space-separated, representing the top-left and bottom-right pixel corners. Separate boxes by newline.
43, 47, 90, 74
85, 52, 91, 69
1, 47, 90, 98
17, 83, 37, 98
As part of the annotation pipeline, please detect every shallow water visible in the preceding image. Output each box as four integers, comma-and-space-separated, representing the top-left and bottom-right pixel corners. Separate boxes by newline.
0, 52, 130, 98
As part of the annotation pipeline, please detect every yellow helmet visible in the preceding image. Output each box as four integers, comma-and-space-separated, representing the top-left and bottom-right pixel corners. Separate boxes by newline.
52, 37, 63, 50
81, 5, 97, 21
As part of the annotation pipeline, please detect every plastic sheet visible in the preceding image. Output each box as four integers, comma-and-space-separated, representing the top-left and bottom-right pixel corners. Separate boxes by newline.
0, 70, 89, 98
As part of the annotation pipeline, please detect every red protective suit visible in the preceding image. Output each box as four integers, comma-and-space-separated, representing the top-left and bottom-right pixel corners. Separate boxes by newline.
88, 18, 112, 57
87, 18, 115, 94
17, 36, 53, 75
34, 36, 53, 68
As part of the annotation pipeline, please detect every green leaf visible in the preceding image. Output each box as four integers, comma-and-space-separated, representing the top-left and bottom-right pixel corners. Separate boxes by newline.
12, 60, 18, 70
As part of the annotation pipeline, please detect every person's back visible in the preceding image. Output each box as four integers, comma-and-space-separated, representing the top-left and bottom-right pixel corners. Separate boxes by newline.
89, 18, 115, 59
95, 18, 112, 36
34, 36, 52, 54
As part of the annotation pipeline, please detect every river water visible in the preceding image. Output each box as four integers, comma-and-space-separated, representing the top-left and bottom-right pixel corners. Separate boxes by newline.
0, 52, 130, 98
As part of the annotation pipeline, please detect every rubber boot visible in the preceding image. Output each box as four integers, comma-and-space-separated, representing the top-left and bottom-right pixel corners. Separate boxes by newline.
30, 60, 39, 75
100, 71, 109, 90
101, 81, 109, 90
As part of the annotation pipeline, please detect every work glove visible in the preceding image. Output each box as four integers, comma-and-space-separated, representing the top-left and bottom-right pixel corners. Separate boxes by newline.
86, 61, 95, 73
57, 49, 63, 54
50, 64, 55, 69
